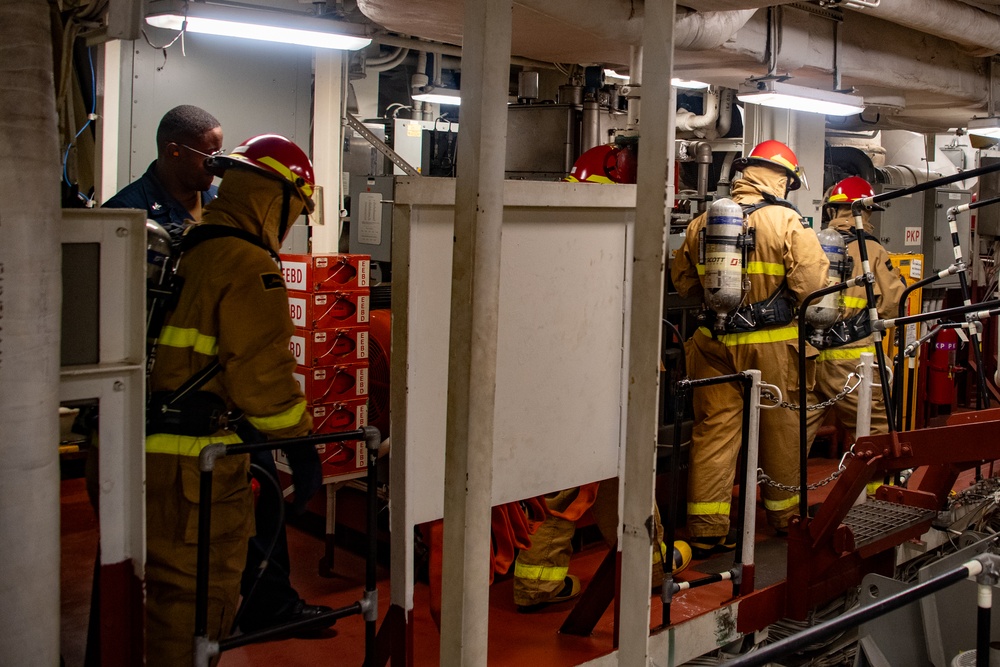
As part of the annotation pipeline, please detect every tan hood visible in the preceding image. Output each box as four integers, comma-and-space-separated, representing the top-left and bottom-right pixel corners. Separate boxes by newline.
200, 168, 304, 253
730, 164, 790, 202
828, 208, 874, 235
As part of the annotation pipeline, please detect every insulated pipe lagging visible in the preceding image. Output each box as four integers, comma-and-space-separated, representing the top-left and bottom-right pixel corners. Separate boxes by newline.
674, 9, 757, 51
855, 161, 1000, 210
861, 0, 1000, 56
714, 88, 734, 138
366, 46, 407, 67
676, 88, 721, 133
506, 2, 756, 53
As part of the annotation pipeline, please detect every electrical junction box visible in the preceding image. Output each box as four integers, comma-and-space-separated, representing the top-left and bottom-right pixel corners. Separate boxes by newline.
924, 188, 971, 287
393, 118, 455, 175
872, 186, 971, 289
871, 185, 925, 253
975, 152, 1000, 237
348, 176, 393, 263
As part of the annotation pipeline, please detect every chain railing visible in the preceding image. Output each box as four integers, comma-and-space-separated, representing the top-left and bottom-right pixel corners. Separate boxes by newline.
761, 370, 862, 412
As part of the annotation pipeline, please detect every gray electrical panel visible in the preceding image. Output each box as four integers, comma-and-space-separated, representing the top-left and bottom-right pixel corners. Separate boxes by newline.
871, 185, 924, 253
344, 124, 389, 179
348, 175, 393, 263
925, 188, 972, 287
506, 104, 577, 180
977, 152, 1000, 237
871, 184, 971, 288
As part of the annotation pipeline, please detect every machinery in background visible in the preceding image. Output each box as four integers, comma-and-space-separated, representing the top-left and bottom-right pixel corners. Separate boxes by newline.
871, 182, 971, 289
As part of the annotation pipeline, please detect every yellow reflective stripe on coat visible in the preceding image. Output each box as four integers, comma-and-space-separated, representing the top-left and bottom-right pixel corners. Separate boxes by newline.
146, 432, 242, 456
514, 562, 569, 581
763, 495, 799, 511
843, 296, 868, 309
652, 541, 668, 563
818, 344, 876, 362
698, 324, 799, 347
694, 262, 784, 277
158, 326, 219, 356
744, 261, 785, 276
688, 501, 731, 516
246, 400, 307, 432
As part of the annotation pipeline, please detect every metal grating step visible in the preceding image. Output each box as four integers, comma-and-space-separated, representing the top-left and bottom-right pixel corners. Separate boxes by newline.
842, 499, 937, 548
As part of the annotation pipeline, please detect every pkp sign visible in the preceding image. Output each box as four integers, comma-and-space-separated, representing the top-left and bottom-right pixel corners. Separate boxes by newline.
905, 227, 922, 246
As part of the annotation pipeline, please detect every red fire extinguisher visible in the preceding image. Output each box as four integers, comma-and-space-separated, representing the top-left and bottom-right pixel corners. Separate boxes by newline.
926, 326, 959, 406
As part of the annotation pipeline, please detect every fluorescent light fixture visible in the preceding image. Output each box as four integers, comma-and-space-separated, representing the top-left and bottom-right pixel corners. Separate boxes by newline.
968, 117, 1000, 139
737, 79, 864, 117
412, 86, 461, 106
672, 78, 710, 90
603, 70, 709, 89
144, 0, 372, 51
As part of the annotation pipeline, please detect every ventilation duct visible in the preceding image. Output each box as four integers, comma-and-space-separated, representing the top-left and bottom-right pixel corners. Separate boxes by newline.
859, 0, 1000, 56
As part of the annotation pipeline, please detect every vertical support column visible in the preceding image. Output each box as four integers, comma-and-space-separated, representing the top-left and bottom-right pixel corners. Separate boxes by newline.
0, 4, 62, 665
438, 0, 513, 664
619, 0, 675, 662
96, 39, 123, 203
312, 50, 345, 253
857, 352, 874, 440
742, 106, 825, 227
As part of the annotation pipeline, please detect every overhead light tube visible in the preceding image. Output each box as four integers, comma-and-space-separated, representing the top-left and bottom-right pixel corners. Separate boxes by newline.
968, 117, 1000, 139
412, 86, 461, 106
738, 79, 864, 117
144, 0, 372, 50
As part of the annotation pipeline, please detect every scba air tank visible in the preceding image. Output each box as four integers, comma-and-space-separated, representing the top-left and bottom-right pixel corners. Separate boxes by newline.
805, 227, 846, 334
703, 198, 745, 330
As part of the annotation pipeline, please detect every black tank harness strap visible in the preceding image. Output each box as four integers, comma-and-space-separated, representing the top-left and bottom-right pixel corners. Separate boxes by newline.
147, 225, 279, 436
702, 196, 802, 336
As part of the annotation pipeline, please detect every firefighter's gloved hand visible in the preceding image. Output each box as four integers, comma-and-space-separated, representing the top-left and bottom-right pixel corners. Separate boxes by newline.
282, 443, 322, 515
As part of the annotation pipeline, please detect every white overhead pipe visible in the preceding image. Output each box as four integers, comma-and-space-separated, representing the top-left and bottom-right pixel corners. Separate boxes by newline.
859, 0, 1000, 56
367, 45, 407, 66
676, 86, 721, 134
680, 0, 797, 9
675, 8, 756, 50
511, 0, 756, 53
366, 46, 410, 73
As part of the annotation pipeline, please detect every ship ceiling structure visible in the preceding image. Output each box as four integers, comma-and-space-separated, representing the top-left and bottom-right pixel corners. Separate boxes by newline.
356, 0, 1000, 132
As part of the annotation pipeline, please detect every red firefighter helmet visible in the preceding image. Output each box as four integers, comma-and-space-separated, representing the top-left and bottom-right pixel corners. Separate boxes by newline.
210, 134, 316, 211
564, 144, 637, 184
732, 139, 807, 191
826, 175, 883, 210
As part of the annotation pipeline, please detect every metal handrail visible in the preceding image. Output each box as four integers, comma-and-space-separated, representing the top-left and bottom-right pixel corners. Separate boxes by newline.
192, 426, 382, 667
727, 553, 1000, 667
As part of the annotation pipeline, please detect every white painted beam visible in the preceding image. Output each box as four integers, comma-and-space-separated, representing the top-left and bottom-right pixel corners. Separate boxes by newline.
618, 0, 677, 664
438, 0, 513, 663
